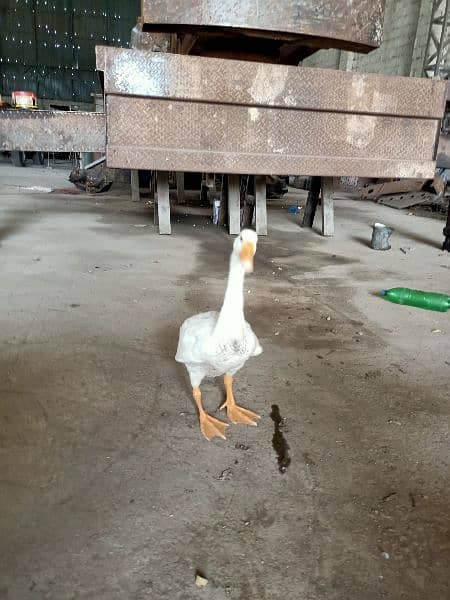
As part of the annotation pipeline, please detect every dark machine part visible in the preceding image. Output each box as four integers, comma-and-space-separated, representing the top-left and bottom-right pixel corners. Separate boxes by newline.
9, 150, 44, 167
10, 150, 26, 167
141, 0, 386, 65
302, 176, 322, 228
69, 165, 113, 194
267, 176, 288, 199
33, 151, 44, 165
443, 199, 450, 251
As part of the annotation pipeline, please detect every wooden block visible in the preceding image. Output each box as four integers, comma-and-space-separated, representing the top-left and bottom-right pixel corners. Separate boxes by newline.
131, 169, 140, 202
228, 174, 240, 234
255, 175, 267, 235
176, 172, 185, 204
157, 171, 171, 234
321, 177, 334, 237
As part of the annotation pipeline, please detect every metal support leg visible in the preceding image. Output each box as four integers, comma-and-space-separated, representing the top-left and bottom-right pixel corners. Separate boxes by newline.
302, 176, 321, 228
176, 172, 185, 204
218, 175, 228, 227
156, 171, 171, 235
149, 171, 155, 199
321, 177, 335, 237
443, 197, 450, 251
228, 174, 241, 234
131, 170, 140, 202
255, 175, 268, 235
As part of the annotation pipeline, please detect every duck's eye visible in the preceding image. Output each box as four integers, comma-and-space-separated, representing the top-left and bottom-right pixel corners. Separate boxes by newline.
239, 235, 243, 241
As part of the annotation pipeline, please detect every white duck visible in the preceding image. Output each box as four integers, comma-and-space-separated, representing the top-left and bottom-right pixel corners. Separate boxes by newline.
175, 229, 262, 440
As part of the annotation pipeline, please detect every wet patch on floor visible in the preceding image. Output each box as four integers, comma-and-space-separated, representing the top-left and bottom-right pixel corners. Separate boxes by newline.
270, 404, 291, 473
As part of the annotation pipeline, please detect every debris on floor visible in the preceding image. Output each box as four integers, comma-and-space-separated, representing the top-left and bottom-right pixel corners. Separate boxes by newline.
378, 191, 439, 210
217, 467, 233, 481
360, 175, 448, 213
195, 573, 208, 587
69, 164, 113, 194
361, 179, 424, 200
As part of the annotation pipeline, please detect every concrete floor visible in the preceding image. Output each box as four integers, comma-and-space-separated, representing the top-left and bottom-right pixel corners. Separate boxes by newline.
0, 162, 449, 600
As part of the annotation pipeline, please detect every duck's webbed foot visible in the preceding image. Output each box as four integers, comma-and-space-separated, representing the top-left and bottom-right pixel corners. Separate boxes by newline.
220, 375, 260, 426
193, 387, 228, 440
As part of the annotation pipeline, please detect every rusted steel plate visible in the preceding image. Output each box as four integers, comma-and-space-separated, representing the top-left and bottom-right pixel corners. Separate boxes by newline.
0, 110, 106, 152
96, 47, 446, 119
130, 24, 174, 52
106, 96, 439, 179
141, 0, 386, 51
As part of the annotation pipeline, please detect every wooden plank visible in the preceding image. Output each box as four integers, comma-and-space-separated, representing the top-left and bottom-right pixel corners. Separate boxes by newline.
131, 170, 140, 202
176, 172, 185, 204
228, 174, 241, 235
255, 175, 267, 235
321, 177, 334, 237
157, 171, 171, 234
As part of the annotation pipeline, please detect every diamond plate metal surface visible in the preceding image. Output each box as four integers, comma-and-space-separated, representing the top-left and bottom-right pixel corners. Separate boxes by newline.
96, 47, 446, 119
141, 0, 386, 51
0, 110, 106, 153
106, 95, 439, 178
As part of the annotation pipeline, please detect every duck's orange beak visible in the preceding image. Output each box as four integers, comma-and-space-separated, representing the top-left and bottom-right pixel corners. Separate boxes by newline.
240, 241, 255, 272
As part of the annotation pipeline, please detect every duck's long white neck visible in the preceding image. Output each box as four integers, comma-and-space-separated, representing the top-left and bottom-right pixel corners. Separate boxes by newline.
215, 253, 246, 335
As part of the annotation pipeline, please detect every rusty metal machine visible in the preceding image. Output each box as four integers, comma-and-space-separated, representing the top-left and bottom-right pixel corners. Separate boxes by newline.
0, 0, 447, 244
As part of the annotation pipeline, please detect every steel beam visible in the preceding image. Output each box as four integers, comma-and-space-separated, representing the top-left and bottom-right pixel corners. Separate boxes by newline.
0, 110, 106, 153
106, 95, 441, 179
96, 47, 445, 119
140, 0, 386, 52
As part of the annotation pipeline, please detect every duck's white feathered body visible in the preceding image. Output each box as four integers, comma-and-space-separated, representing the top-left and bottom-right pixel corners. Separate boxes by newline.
175, 310, 262, 386
176, 229, 262, 387
175, 229, 262, 440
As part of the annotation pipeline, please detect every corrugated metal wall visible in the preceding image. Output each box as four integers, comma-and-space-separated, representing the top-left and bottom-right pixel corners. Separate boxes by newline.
0, 0, 139, 104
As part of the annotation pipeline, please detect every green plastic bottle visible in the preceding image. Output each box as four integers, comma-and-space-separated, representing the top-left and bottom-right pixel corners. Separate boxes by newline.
380, 288, 450, 312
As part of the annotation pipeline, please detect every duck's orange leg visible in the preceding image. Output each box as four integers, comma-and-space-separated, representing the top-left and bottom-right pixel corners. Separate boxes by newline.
193, 387, 228, 441
220, 375, 260, 425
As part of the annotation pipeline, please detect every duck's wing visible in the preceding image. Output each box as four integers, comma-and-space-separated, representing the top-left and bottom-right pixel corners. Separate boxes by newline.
244, 321, 263, 356
205, 322, 262, 372
175, 311, 218, 364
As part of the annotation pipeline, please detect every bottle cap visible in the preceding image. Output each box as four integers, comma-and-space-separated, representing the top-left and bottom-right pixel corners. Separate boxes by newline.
380, 290, 387, 296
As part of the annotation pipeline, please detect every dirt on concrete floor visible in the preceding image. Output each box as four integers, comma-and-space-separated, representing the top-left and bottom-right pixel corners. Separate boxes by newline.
0, 164, 449, 600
